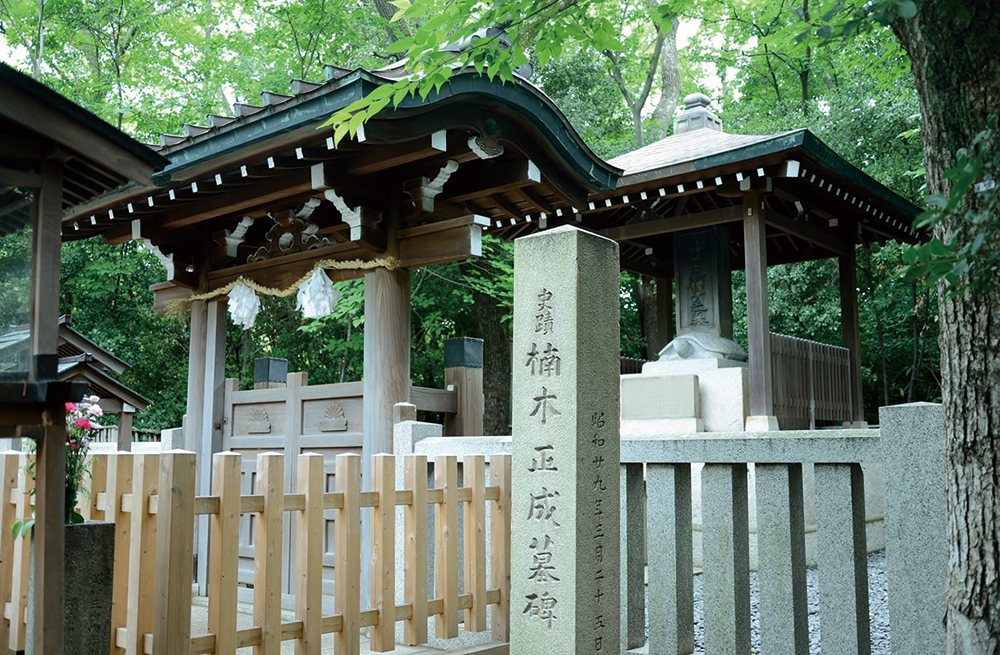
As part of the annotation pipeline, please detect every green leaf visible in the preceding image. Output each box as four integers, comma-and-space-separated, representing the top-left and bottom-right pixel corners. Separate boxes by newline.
388, 0, 410, 9
928, 239, 948, 257
894, 0, 917, 18
386, 37, 416, 54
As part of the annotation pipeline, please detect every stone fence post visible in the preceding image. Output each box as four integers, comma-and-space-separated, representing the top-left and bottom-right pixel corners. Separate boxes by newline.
879, 402, 946, 655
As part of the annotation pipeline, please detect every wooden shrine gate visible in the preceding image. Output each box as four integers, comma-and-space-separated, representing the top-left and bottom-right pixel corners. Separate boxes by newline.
221, 371, 457, 598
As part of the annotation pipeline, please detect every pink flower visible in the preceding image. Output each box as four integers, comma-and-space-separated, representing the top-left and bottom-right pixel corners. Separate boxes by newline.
75, 418, 92, 430
65, 402, 77, 412
88, 395, 100, 404
88, 405, 103, 417
70, 443, 78, 451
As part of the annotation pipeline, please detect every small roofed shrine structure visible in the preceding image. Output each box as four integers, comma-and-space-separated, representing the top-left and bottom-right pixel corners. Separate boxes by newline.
61, 64, 618, 505
0, 61, 168, 654
489, 93, 922, 430
0, 315, 151, 449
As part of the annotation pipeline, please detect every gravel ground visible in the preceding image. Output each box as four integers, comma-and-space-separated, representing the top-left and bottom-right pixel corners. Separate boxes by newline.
646, 550, 890, 654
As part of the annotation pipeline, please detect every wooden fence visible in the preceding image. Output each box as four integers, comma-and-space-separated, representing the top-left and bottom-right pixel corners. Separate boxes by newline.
0, 450, 512, 654
770, 332, 853, 427
92, 426, 162, 443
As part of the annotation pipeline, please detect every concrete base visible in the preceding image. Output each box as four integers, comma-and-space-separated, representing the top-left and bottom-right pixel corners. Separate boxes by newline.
745, 415, 780, 432
621, 365, 749, 433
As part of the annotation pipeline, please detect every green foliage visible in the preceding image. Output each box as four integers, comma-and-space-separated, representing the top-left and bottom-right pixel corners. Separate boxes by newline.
321, 0, 639, 141
0, 223, 32, 333
534, 48, 635, 159
60, 239, 190, 430
903, 117, 1000, 296
619, 272, 647, 359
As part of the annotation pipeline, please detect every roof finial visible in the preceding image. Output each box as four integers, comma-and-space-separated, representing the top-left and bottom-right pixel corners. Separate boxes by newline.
674, 92, 723, 135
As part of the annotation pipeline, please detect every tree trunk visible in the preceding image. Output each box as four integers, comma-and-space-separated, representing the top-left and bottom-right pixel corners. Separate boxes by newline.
473, 288, 511, 436
893, 3, 1000, 650
860, 249, 890, 407
650, 19, 681, 139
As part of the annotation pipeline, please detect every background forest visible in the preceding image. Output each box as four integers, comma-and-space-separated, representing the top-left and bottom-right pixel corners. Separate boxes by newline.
0, 0, 937, 433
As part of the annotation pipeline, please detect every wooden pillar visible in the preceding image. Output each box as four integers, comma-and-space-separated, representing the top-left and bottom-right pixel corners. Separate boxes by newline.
185, 301, 208, 452
362, 266, 410, 606
32, 157, 65, 654
443, 337, 484, 437
30, 159, 61, 379
195, 300, 226, 595
839, 247, 865, 426
743, 192, 778, 431
362, 266, 411, 471
655, 274, 674, 353
116, 408, 134, 451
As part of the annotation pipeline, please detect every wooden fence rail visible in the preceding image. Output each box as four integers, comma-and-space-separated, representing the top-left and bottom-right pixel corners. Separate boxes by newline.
770, 332, 853, 427
0, 450, 512, 655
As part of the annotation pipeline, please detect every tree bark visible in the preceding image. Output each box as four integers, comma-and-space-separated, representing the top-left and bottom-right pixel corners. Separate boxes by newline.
650, 18, 681, 139
893, 3, 1000, 650
473, 288, 511, 436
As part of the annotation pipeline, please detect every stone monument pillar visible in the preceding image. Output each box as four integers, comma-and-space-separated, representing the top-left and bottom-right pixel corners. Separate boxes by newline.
656, 225, 745, 364
624, 225, 749, 432
510, 225, 621, 655
674, 226, 734, 339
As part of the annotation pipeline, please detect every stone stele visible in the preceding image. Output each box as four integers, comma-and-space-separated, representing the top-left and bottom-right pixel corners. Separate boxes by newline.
510, 225, 621, 655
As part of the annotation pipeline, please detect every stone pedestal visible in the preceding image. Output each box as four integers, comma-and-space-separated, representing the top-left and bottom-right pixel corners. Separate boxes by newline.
27, 521, 115, 655
510, 226, 620, 655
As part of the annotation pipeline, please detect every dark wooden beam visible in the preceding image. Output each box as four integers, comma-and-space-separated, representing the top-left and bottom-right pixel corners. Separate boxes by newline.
0, 166, 41, 189
398, 221, 484, 269
0, 131, 46, 159
345, 130, 448, 175
519, 186, 555, 213
596, 205, 743, 241
131, 218, 199, 252
441, 159, 540, 203
157, 169, 315, 229
489, 194, 524, 219
206, 241, 369, 289
763, 210, 850, 257
0, 76, 159, 184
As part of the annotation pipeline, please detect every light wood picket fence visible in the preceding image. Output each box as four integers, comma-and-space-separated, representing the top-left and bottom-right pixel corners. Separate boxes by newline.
0, 449, 512, 655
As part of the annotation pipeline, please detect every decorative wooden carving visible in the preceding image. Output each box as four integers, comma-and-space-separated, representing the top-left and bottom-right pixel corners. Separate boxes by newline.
319, 402, 348, 432
469, 118, 504, 159
221, 216, 255, 258
403, 159, 460, 214
247, 406, 272, 433
325, 190, 382, 243
248, 198, 328, 263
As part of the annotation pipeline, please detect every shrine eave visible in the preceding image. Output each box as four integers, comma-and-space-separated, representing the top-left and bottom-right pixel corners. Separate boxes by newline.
609, 128, 921, 242
148, 69, 619, 195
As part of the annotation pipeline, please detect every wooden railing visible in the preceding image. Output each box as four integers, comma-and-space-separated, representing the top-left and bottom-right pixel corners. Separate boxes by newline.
770, 332, 853, 426
0, 450, 512, 654
91, 426, 161, 443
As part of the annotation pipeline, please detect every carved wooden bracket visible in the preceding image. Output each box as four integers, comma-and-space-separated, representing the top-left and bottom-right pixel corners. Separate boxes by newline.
469, 118, 504, 159
248, 198, 329, 263
324, 190, 385, 250
403, 159, 460, 215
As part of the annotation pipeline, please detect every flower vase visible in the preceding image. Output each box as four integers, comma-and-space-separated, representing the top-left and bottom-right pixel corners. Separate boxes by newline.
25, 521, 115, 655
